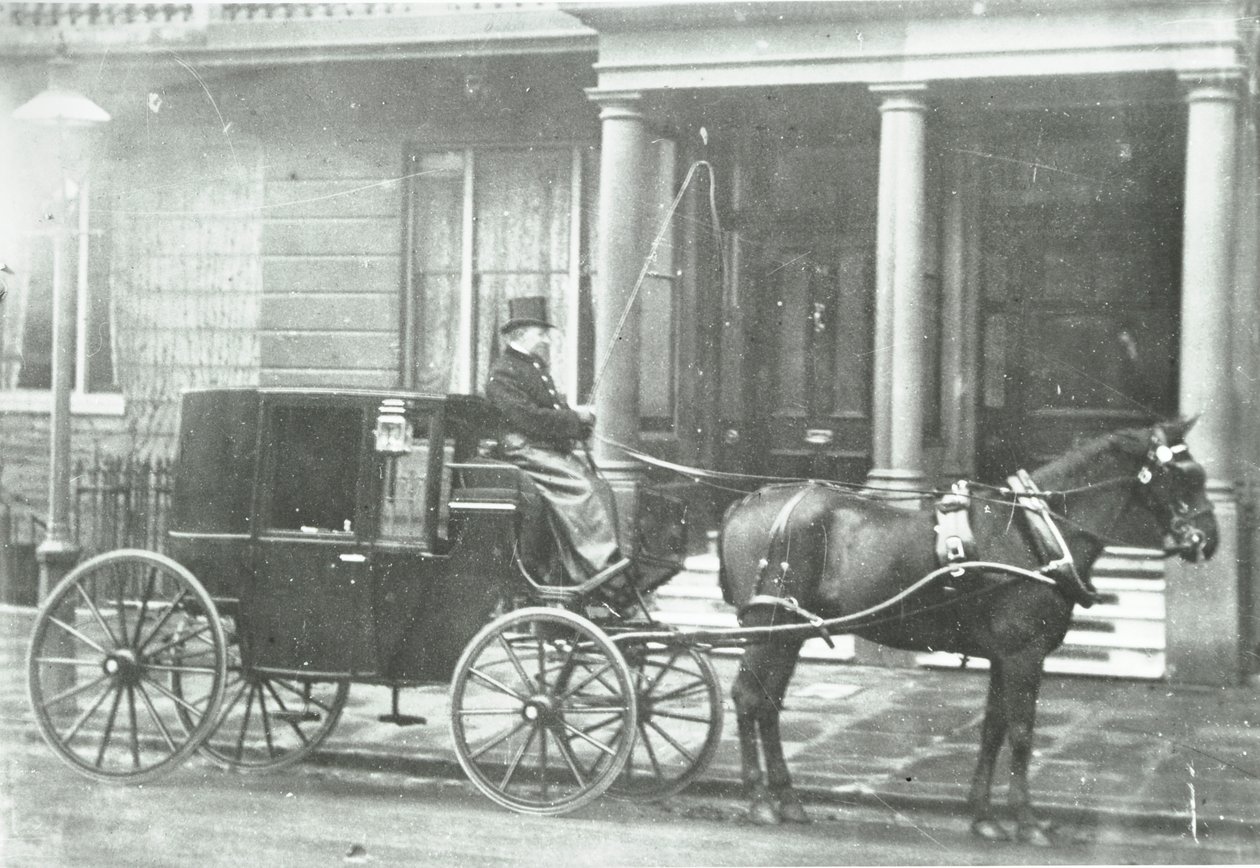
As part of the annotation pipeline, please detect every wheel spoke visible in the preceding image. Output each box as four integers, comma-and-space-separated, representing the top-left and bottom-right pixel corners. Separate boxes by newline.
636, 721, 666, 780
59, 681, 113, 746
134, 590, 189, 653
41, 672, 111, 710
143, 621, 215, 661
468, 667, 529, 703
559, 718, 621, 759
74, 582, 120, 650
47, 616, 109, 656
647, 717, 697, 764
496, 634, 536, 694
262, 679, 312, 745
126, 685, 142, 769
549, 728, 588, 788
140, 673, 209, 718
649, 709, 713, 725
642, 648, 684, 695
95, 686, 124, 768
651, 679, 710, 704
468, 718, 532, 761
497, 723, 538, 790
556, 659, 620, 703
134, 680, 178, 750
234, 683, 257, 762
131, 569, 159, 646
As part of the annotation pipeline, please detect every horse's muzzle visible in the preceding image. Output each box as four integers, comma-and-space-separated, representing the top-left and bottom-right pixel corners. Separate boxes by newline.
1166, 514, 1218, 562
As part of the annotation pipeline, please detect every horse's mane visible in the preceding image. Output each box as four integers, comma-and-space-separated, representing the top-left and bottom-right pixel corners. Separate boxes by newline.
1030, 424, 1159, 490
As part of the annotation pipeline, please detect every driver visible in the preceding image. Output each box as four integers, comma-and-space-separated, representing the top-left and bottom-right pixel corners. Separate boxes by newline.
483, 296, 626, 584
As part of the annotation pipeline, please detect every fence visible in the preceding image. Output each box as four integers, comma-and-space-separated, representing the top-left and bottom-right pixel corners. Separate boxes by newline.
0, 456, 172, 605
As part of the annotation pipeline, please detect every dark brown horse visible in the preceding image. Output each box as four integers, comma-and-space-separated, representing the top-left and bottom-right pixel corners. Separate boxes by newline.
719, 420, 1218, 845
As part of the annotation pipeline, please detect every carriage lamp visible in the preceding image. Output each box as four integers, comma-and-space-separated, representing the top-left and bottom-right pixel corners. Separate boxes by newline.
374, 399, 413, 454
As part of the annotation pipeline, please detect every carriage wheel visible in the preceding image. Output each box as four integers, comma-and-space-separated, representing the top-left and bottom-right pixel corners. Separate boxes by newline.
27, 549, 227, 784
173, 629, 349, 772
449, 607, 638, 815
608, 643, 724, 801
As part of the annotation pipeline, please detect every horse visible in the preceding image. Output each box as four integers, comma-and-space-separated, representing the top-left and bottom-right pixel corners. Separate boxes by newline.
718, 419, 1218, 845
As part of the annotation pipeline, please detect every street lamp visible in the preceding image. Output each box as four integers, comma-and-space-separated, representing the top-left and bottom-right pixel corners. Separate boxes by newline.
13, 55, 111, 602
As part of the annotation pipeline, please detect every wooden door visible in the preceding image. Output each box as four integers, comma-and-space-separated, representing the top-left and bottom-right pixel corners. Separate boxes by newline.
743, 228, 873, 482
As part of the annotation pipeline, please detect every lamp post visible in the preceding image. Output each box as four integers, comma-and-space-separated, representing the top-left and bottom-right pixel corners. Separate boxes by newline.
13, 56, 110, 602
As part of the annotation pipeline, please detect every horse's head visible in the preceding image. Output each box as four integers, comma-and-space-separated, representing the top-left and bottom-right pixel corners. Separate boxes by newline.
1117, 417, 1218, 562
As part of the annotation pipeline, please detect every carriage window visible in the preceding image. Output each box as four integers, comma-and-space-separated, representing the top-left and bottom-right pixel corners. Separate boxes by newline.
378, 423, 456, 544
267, 406, 362, 533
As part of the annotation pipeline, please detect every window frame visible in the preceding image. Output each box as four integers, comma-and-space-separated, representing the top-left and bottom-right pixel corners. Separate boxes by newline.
0, 176, 123, 417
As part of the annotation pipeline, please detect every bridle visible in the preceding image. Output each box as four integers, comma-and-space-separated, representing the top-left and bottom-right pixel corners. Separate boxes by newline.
1064, 438, 1214, 560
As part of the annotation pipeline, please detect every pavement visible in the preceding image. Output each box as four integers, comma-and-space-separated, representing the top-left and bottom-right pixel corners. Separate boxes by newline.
5, 602, 1260, 843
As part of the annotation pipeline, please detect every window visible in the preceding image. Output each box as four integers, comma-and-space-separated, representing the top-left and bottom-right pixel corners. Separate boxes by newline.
1, 179, 120, 413
266, 405, 362, 534
404, 146, 588, 400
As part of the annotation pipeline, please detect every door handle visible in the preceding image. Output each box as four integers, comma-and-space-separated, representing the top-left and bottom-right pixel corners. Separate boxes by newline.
338, 553, 366, 563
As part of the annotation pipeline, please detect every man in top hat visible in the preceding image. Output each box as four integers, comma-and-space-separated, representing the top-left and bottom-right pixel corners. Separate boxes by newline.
484, 295, 625, 583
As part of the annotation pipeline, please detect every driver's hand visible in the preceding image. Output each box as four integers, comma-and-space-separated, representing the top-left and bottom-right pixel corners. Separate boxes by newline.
575, 405, 596, 426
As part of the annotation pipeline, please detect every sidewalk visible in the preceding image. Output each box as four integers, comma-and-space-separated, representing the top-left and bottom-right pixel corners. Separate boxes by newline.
5, 604, 1259, 839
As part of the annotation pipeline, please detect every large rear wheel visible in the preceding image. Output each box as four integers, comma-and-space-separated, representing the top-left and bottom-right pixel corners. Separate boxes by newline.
27, 549, 227, 784
174, 630, 349, 772
609, 643, 724, 800
449, 607, 637, 815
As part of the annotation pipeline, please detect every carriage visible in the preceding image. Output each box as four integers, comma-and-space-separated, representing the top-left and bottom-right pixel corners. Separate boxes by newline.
26, 386, 1219, 840
26, 386, 724, 815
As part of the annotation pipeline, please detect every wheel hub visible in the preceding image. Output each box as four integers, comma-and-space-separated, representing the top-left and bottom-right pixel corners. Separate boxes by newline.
103, 648, 143, 685
522, 695, 559, 726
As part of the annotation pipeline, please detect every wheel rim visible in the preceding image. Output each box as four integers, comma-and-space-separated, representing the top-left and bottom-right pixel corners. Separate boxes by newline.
176, 642, 349, 772
609, 644, 724, 800
27, 550, 227, 784
450, 607, 637, 815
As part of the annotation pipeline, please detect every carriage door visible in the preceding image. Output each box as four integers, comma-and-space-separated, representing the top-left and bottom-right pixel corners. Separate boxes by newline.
742, 228, 873, 482
248, 399, 375, 677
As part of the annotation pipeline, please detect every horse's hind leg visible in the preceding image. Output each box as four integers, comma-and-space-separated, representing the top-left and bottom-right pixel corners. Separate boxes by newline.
732, 639, 806, 826
968, 662, 1011, 842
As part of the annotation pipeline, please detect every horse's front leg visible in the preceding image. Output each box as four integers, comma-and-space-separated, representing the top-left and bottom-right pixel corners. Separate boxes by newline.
733, 658, 778, 825
1001, 653, 1056, 847
732, 641, 804, 825
968, 662, 1011, 842
757, 640, 808, 823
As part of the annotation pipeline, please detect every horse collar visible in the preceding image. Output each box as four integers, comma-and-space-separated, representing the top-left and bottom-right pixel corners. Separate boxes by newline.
1006, 471, 1102, 607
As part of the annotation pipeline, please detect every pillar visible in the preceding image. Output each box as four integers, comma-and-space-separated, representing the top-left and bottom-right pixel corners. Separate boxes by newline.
1166, 70, 1244, 685
587, 91, 650, 531
867, 83, 930, 498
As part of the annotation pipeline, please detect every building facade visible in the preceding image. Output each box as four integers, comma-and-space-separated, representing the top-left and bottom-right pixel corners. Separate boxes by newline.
1, 1, 1257, 684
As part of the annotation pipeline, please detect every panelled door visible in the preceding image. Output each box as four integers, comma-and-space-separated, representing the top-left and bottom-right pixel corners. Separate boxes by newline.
743, 226, 873, 482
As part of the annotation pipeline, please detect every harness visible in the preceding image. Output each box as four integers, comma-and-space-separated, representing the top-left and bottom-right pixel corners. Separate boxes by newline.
738, 472, 1104, 634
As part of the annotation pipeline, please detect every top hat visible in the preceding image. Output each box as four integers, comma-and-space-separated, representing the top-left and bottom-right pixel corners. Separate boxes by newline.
500, 295, 556, 334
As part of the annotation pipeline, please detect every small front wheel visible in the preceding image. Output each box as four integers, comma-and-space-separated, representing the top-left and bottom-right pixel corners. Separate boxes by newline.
609, 644, 724, 801
450, 607, 637, 815
27, 549, 228, 784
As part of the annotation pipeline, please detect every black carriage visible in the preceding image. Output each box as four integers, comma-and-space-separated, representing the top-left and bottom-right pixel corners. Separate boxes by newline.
26, 387, 723, 814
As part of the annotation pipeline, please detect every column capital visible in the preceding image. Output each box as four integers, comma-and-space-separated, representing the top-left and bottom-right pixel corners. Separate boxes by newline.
584, 88, 644, 121
870, 81, 929, 113
1178, 68, 1246, 102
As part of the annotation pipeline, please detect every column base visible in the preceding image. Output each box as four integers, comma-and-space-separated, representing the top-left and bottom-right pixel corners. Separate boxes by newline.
36, 534, 81, 602
864, 467, 929, 509
1166, 485, 1242, 686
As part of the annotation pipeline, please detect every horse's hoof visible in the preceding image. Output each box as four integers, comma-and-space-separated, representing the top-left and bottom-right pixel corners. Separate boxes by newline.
776, 793, 810, 824
970, 818, 1010, 842
747, 801, 781, 826
1016, 823, 1055, 847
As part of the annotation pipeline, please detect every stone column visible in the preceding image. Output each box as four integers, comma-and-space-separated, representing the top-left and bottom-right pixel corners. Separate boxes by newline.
867, 84, 930, 498
587, 91, 650, 529
1166, 70, 1244, 686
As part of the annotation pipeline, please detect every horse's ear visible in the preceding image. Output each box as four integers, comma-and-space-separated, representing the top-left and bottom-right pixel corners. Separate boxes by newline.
1162, 414, 1200, 443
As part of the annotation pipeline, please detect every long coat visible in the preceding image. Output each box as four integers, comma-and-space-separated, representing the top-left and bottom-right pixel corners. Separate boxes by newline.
484, 346, 619, 578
